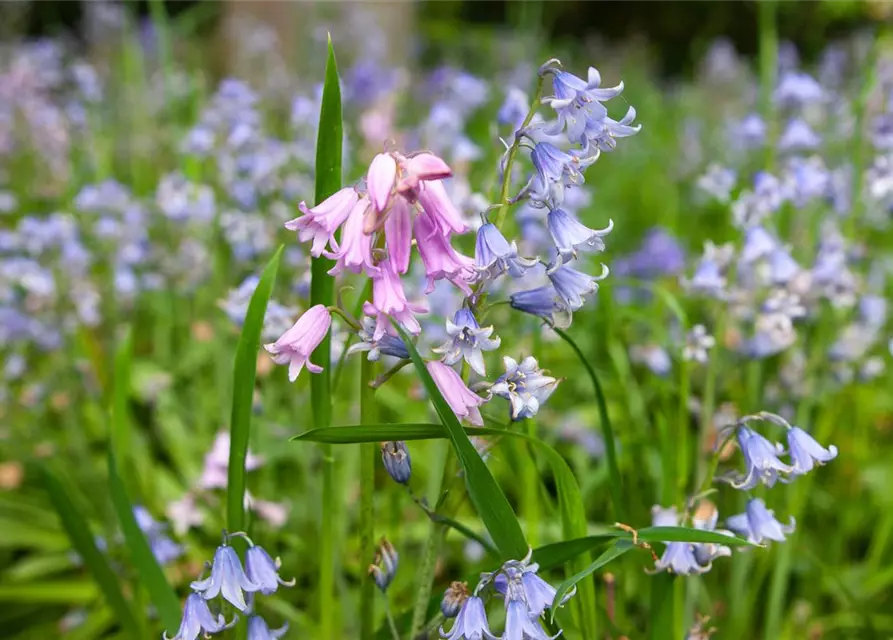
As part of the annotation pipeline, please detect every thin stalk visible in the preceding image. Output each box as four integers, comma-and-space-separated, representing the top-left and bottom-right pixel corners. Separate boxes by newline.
676, 359, 691, 501
494, 76, 547, 230
758, 0, 778, 170
384, 598, 401, 640
359, 359, 377, 639
524, 418, 541, 547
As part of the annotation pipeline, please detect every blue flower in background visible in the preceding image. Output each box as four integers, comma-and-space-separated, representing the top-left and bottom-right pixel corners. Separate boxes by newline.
247, 615, 288, 640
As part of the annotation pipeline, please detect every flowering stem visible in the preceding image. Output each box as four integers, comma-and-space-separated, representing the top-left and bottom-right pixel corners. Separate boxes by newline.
371, 360, 412, 389
383, 597, 401, 640
676, 358, 691, 502
524, 418, 541, 548
359, 358, 377, 639
493, 75, 546, 230
757, 0, 778, 170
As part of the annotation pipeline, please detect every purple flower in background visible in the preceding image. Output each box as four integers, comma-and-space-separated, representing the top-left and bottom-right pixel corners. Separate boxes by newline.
786, 427, 838, 475
741, 225, 778, 263
697, 164, 737, 202
439, 596, 497, 640
614, 227, 686, 280
191, 543, 260, 611
499, 87, 529, 130
427, 360, 486, 426
778, 118, 821, 152
264, 305, 332, 382
774, 71, 825, 108
630, 344, 672, 376
726, 498, 795, 545
729, 113, 767, 149
163, 592, 236, 640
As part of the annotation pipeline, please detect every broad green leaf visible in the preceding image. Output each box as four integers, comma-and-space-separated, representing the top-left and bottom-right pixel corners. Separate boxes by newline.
554, 327, 625, 522
291, 422, 443, 443
40, 466, 140, 635
532, 532, 619, 570
108, 451, 181, 632
227, 245, 284, 533
633, 526, 754, 546
312, 35, 342, 640
0, 582, 98, 603
391, 323, 528, 560
551, 540, 635, 620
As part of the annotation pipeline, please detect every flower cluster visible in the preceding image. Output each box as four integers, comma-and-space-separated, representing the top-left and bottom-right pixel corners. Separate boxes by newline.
165, 532, 292, 640
440, 550, 573, 639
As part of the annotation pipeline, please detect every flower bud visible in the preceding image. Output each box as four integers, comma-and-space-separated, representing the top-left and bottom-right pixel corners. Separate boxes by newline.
440, 581, 469, 618
369, 538, 399, 592
380, 441, 412, 485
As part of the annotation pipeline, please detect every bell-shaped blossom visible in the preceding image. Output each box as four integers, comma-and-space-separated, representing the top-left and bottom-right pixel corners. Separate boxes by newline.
381, 441, 412, 485
726, 427, 793, 490
474, 223, 537, 281
164, 592, 236, 640
787, 426, 838, 475
741, 225, 778, 263
384, 196, 413, 274
326, 196, 378, 276
284, 187, 358, 257
581, 105, 641, 152
547, 208, 612, 263
247, 615, 288, 640
414, 212, 475, 294
528, 142, 587, 206
363, 259, 427, 341
543, 66, 624, 143
427, 360, 486, 426
726, 498, 795, 545
245, 545, 295, 596
418, 180, 468, 235
778, 118, 821, 153
264, 305, 331, 382
547, 263, 608, 311
774, 71, 825, 108
509, 286, 572, 329
768, 247, 800, 284
367, 153, 398, 212
504, 597, 559, 640
653, 542, 708, 576
399, 153, 453, 193
439, 596, 498, 640
346, 316, 411, 361
490, 356, 559, 421
433, 308, 501, 376
190, 543, 260, 611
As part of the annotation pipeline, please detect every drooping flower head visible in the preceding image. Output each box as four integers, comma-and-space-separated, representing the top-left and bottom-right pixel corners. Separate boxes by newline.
264, 304, 332, 382
726, 498, 795, 545
439, 595, 498, 640
427, 360, 487, 426
724, 426, 793, 490
190, 538, 260, 612
244, 544, 295, 596
164, 592, 237, 640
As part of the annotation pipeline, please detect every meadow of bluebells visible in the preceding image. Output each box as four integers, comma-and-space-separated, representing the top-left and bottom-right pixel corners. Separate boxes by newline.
1, 4, 892, 640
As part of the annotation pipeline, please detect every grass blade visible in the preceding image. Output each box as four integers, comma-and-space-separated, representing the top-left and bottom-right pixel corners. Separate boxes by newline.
554, 327, 625, 522
40, 465, 141, 636
391, 322, 528, 560
312, 34, 343, 640
107, 451, 181, 632
227, 245, 284, 533
550, 539, 635, 621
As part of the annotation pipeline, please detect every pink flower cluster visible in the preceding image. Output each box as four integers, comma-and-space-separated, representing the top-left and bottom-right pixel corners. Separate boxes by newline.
274, 152, 475, 376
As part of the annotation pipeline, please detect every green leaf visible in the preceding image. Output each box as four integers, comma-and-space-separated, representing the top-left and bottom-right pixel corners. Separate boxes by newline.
391, 323, 528, 560
292, 423, 443, 443
227, 246, 284, 533
108, 451, 182, 632
633, 526, 754, 546
554, 327, 625, 522
0, 582, 98, 604
40, 465, 140, 635
532, 532, 619, 570
551, 540, 635, 621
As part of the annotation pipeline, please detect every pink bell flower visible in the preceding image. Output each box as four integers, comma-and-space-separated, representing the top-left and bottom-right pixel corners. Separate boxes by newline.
284, 187, 358, 257
363, 258, 427, 340
426, 361, 485, 426
384, 196, 414, 274
367, 153, 398, 213
418, 180, 468, 235
398, 153, 453, 193
326, 195, 379, 276
264, 305, 332, 381
414, 212, 474, 294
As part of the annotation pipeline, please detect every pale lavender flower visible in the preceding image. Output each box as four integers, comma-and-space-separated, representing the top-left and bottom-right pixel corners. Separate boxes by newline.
652, 541, 707, 576
156, 172, 216, 223
612, 227, 685, 280
726, 427, 793, 490
247, 616, 288, 640
245, 544, 295, 595
697, 164, 737, 202
427, 360, 486, 426
774, 71, 825, 108
683, 325, 715, 363
191, 543, 260, 611
163, 592, 236, 640
528, 142, 591, 207
547, 208, 613, 263
439, 596, 498, 640
264, 305, 332, 382
199, 432, 263, 490
474, 223, 537, 280
741, 226, 778, 263
547, 263, 608, 311
778, 119, 821, 153
726, 498, 795, 545
490, 356, 559, 421
509, 286, 572, 328
744, 312, 798, 359
581, 105, 641, 153
542, 66, 624, 143
630, 344, 672, 376
166, 494, 205, 536
499, 87, 529, 130
787, 427, 838, 475
729, 113, 767, 149
433, 308, 501, 376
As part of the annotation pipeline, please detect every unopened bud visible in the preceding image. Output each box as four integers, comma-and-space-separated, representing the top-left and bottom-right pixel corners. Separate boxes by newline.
369, 538, 398, 592
380, 441, 411, 485
440, 581, 469, 618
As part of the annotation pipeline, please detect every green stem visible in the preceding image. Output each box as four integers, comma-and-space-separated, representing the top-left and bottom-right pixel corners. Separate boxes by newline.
676, 359, 691, 502
359, 359, 377, 639
758, 0, 778, 171
494, 75, 547, 230
524, 418, 540, 547
384, 597, 402, 640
